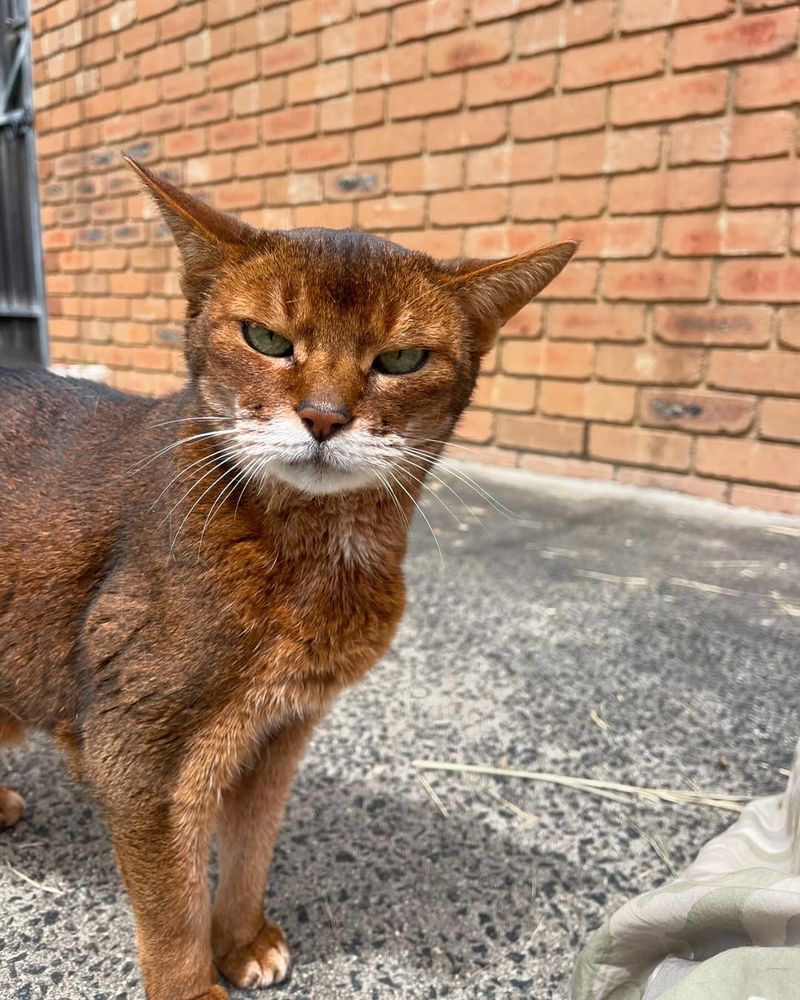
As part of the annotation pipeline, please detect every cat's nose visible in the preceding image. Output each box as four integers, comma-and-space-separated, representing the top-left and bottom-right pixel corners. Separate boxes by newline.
297, 403, 352, 442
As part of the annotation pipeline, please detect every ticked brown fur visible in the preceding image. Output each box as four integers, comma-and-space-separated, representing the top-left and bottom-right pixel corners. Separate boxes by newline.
0, 158, 576, 999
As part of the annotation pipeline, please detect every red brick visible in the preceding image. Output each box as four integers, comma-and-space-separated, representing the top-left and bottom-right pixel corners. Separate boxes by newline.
503, 340, 594, 379
610, 168, 721, 214
391, 154, 463, 194
673, 9, 799, 69
719, 260, 800, 303
185, 93, 229, 126
519, 453, 616, 480
353, 43, 424, 90
231, 79, 284, 117
137, 0, 177, 19
161, 4, 205, 41
141, 105, 182, 134
290, 136, 350, 171
120, 21, 158, 55
496, 414, 584, 455
235, 145, 288, 179
291, 0, 350, 34
395, 0, 466, 43
466, 55, 556, 107
427, 108, 506, 152
556, 217, 658, 259
549, 303, 646, 343
388, 75, 463, 120
354, 121, 422, 161
736, 57, 800, 109
616, 469, 729, 503
162, 68, 206, 102
232, 8, 287, 49
357, 196, 425, 230
540, 380, 636, 422
562, 34, 666, 90
473, 0, 560, 23
209, 118, 258, 152
263, 105, 317, 141
663, 209, 787, 257
761, 397, 800, 442
779, 308, 800, 349
428, 23, 512, 74
512, 179, 606, 220
395, 229, 464, 257
324, 164, 387, 201
320, 11, 388, 60
320, 91, 384, 133
467, 142, 554, 187
430, 188, 507, 226
260, 36, 317, 78
210, 51, 257, 90
537, 262, 599, 300
501, 303, 543, 339
655, 305, 773, 347
611, 70, 728, 126
604, 261, 712, 301
266, 173, 321, 206
728, 161, 800, 208
462, 225, 556, 259
294, 202, 355, 229
488, 375, 538, 412
640, 389, 754, 434
513, 90, 606, 139
620, 0, 733, 31
289, 61, 349, 105
729, 483, 800, 516
596, 344, 704, 384
590, 425, 692, 471
558, 130, 663, 177
708, 349, 800, 394
518, 1, 614, 54
454, 408, 494, 444
696, 437, 800, 489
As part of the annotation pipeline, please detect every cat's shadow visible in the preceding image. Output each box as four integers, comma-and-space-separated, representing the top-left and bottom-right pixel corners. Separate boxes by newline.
1, 737, 581, 994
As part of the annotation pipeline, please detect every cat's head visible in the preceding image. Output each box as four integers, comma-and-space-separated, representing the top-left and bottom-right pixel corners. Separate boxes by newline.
127, 157, 576, 497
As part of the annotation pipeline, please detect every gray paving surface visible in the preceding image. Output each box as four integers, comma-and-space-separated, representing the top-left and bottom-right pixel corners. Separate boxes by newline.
1, 467, 799, 1000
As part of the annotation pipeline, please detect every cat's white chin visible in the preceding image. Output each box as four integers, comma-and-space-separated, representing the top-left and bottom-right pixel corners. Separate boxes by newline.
269, 460, 378, 496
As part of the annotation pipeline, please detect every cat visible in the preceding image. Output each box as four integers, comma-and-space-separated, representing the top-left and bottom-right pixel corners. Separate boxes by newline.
0, 154, 576, 1000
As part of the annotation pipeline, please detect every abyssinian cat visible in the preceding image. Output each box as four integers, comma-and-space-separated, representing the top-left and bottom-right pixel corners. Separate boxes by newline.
0, 156, 576, 999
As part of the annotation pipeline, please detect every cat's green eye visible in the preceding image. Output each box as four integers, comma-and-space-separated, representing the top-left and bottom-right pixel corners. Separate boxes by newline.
242, 322, 293, 358
373, 348, 429, 376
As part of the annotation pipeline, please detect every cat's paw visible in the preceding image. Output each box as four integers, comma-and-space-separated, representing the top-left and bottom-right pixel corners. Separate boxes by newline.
0, 787, 25, 829
216, 920, 291, 989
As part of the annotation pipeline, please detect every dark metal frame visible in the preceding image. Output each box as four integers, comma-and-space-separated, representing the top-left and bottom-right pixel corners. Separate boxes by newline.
0, 0, 47, 366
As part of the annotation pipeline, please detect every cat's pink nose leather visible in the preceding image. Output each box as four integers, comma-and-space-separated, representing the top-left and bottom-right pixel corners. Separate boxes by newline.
297, 404, 351, 442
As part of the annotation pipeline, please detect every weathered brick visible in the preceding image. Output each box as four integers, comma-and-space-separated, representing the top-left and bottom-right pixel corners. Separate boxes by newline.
640, 389, 754, 434
428, 22, 512, 74
518, 1, 614, 54
320, 91, 384, 133
512, 179, 606, 221
610, 168, 721, 215
391, 154, 463, 194
549, 303, 646, 343
604, 261, 712, 301
761, 397, 800, 442
616, 468, 729, 503
620, 0, 733, 32
353, 43, 424, 90
539, 380, 637, 422
502, 340, 594, 379
663, 209, 787, 257
673, 9, 799, 69
729, 484, 800, 516
596, 344, 704, 384
589, 424, 692, 471
708, 349, 800, 395
655, 306, 772, 347
736, 57, 800, 109
513, 90, 606, 139
727, 161, 800, 207
354, 121, 422, 161
556, 217, 658, 259
488, 375, 538, 413
427, 108, 506, 152
611, 70, 728, 125
718, 260, 800, 302
779, 308, 800, 350
562, 33, 666, 90
696, 437, 800, 489
496, 414, 584, 455
357, 196, 425, 231
466, 55, 556, 107
395, 0, 466, 43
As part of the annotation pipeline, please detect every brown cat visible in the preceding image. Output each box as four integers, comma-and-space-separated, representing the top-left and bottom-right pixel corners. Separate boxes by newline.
0, 156, 576, 999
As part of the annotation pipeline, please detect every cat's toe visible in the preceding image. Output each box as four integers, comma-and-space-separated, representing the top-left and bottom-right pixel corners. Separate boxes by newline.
216, 921, 290, 990
0, 787, 25, 829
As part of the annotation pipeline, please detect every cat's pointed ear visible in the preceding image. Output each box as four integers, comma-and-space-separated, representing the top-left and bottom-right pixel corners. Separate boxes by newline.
124, 154, 257, 308
438, 241, 578, 354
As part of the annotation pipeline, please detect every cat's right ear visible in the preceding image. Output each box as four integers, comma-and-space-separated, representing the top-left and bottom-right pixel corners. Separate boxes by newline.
124, 155, 258, 309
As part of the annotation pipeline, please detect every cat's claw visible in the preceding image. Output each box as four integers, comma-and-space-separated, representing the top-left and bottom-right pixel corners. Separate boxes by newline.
0, 787, 25, 829
217, 921, 291, 990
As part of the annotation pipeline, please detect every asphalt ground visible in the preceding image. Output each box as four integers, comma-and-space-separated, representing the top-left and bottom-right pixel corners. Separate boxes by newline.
1, 466, 798, 1000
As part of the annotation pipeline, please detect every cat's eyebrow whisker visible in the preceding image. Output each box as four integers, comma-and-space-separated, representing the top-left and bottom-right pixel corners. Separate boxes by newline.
149, 444, 246, 511
132, 429, 239, 473
150, 415, 232, 428
385, 468, 444, 569
404, 446, 515, 519
399, 455, 485, 530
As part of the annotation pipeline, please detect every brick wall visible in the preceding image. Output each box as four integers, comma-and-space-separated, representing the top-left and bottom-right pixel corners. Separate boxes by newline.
31, 0, 800, 515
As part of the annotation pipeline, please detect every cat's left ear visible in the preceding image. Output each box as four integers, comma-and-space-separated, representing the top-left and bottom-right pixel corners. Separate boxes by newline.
124, 154, 259, 310
438, 241, 578, 354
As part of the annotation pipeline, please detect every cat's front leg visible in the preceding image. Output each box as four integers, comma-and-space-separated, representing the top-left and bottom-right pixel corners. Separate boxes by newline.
102, 791, 224, 1000
212, 715, 317, 989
